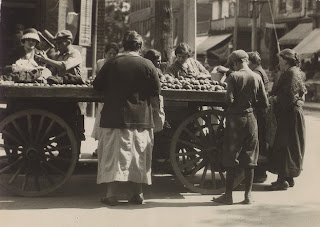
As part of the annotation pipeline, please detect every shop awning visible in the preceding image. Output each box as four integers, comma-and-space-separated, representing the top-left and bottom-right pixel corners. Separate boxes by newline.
196, 33, 232, 55
293, 28, 320, 59
279, 23, 313, 46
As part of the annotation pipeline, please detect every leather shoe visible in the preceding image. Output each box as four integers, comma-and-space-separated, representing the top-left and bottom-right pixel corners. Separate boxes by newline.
285, 177, 295, 187
212, 194, 233, 205
100, 196, 118, 206
129, 194, 144, 204
265, 181, 289, 191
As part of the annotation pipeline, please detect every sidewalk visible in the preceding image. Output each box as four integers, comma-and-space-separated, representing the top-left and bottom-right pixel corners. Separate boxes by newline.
304, 101, 320, 112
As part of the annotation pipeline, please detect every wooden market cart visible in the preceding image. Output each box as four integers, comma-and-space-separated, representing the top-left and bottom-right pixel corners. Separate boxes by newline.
0, 84, 243, 196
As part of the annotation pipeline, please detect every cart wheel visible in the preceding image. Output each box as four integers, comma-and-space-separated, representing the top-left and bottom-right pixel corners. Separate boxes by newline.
0, 109, 78, 196
170, 109, 244, 195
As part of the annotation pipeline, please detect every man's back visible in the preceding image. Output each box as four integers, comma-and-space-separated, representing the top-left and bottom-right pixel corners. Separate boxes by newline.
226, 68, 268, 114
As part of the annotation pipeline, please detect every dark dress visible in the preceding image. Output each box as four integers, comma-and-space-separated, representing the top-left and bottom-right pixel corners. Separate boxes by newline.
269, 66, 306, 177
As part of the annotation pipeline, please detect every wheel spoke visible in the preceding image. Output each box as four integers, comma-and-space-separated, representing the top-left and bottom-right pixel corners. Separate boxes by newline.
22, 171, 30, 191
45, 154, 71, 163
194, 117, 208, 143
183, 128, 206, 147
40, 165, 55, 186
200, 163, 209, 188
0, 144, 23, 152
34, 116, 45, 144
43, 162, 65, 175
177, 138, 203, 150
39, 120, 55, 143
0, 153, 22, 160
179, 157, 202, 169
44, 144, 72, 153
2, 130, 24, 146
190, 160, 206, 176
34, 175, 40, 191
175, 150, 198, 157
12, 120, 28, 144
210, 163, 216, 189
42, 131, 68, 147
27, 114, 33, 144
0, 157, 23, 174
8, 164, 24, 184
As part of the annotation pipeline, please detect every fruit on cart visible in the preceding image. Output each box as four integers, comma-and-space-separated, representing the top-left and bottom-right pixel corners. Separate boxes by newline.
159, 74, 226, 91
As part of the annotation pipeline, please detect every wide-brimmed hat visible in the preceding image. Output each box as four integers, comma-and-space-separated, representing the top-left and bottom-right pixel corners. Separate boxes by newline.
227, 49, 249, 66
21, 28, 40, 43
53, 30, 73, 41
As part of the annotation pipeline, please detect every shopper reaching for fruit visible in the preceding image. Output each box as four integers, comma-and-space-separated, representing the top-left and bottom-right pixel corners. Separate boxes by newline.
165, 42, 211, 79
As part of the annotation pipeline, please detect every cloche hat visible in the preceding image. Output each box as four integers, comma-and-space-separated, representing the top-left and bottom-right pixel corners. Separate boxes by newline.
21, 28, 40, 43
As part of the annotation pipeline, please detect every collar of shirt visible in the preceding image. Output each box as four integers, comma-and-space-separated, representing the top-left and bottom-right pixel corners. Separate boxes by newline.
118, 51, 140, 57
59, 46, 74, 56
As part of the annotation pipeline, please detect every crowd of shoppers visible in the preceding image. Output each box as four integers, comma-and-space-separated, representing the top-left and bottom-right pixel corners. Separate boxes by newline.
6, 26, 307, 206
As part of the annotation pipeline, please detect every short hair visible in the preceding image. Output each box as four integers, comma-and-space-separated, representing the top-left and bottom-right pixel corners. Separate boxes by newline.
247, 51, 261, 65
144, 49, 161, 62
104, 42, 119, 54
279, 48, 300, 67
175, 42, 193, 57
122, 30, 143, 51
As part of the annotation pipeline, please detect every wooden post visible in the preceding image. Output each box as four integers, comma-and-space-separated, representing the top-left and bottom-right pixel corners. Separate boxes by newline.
91, 0, 98, 77
154, 0, 174, 64
183, 0, 196, 55
233, 0, 239, 50
251, 0, 257, 51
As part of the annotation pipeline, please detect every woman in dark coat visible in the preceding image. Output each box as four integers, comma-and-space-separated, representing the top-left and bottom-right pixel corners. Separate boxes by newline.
93, 31, 161, 206
265, 49, 307, 191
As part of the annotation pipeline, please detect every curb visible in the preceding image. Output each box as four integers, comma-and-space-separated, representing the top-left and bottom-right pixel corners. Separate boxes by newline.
303, 102, 320, 112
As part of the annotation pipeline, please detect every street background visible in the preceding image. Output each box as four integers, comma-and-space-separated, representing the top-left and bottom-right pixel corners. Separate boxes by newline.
0, 107, 320, 227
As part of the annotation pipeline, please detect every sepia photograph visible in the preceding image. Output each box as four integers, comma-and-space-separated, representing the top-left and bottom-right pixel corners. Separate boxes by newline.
0, 0, 320, 226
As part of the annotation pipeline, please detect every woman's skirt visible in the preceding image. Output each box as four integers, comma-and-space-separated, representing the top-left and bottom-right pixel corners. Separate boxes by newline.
269, 106, 305, 177
97, 128, 154, 185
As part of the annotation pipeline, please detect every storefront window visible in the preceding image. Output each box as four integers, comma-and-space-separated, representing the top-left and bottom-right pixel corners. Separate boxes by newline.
293, 0, 301, 10
307, 0, 313, 10
279, 0, 286, 13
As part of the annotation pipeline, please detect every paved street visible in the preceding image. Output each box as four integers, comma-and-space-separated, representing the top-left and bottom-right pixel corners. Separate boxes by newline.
1, 109, 320, 227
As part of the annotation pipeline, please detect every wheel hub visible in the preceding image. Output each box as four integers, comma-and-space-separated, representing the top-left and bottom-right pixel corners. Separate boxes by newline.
25, 147, 39, 160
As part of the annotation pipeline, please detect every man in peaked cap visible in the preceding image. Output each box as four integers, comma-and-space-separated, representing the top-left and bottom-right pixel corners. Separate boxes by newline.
212, 50, 269, 205
35, 30, 86, 141
35, 29, 83, 84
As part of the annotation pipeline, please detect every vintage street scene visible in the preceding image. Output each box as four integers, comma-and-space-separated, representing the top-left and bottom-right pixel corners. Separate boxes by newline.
0, 0, 320, 226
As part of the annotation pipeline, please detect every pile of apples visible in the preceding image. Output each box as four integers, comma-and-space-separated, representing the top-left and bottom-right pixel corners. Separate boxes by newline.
159, 74, 226, 92
0, 80, 93, 87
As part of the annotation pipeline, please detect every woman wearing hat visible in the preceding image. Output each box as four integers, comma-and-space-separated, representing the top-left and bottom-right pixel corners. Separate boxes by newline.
265, 49, 307, 191
93, 31, 160, 206
8, 27, 41, 66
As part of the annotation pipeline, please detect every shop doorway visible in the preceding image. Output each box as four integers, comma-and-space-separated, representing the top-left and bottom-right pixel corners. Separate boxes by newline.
0, 0, 42, 66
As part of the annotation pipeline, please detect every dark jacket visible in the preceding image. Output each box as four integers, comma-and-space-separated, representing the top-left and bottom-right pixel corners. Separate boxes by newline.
93, 53, 161, 129
253, 65, 269, 92
272, 66, 307, 112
